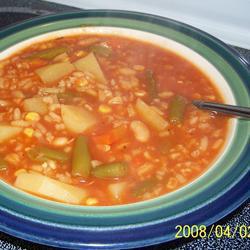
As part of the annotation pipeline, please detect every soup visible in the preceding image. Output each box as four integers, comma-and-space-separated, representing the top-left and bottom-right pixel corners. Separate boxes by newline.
0, 33, 228, 205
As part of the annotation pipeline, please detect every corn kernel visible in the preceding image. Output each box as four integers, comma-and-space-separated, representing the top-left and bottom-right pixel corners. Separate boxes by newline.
98, 104, 111, 113
75, 50, 87, 57
25, 112, 40, 121
75, 78, 88, 87
23, 128, 34, 137
86, 198, 98, 206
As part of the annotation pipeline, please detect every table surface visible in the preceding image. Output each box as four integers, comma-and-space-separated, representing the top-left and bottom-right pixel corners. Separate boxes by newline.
47, 0, 250, 49
0, 1, 249, 249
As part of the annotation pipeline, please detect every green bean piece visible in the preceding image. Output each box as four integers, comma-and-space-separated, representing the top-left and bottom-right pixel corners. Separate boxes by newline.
57, 91, 76, 103
92, 162, 128, 179
145, 69, 158, 100
72, 136, 91, 177
26, 47, 67, 60
27, 146, 69, 162
57, 91, 75, 98
132, 178, 157, 197
0, 157, 7, 171
90, 44, 113, 57
169, 95, 188, 124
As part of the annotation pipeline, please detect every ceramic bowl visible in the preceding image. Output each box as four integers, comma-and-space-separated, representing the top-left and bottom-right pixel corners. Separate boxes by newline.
0, 10, 249, 249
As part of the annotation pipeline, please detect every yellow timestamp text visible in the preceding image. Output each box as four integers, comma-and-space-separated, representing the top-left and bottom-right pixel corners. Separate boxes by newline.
175, 224, 250, 239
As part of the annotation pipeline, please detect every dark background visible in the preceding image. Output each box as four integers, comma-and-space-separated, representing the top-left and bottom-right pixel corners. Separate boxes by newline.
0, 0, 249, 249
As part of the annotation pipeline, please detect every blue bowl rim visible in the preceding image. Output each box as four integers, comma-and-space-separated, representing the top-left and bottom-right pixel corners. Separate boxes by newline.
0, 9, 249, 249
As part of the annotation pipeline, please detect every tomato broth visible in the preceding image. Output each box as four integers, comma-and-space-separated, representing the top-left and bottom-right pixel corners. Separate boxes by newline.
0, 34, 228, 205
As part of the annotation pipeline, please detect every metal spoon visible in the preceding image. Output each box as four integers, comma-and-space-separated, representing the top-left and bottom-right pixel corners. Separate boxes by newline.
192, 100, 250, 119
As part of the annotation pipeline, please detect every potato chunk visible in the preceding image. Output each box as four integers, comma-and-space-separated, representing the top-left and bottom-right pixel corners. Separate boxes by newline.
130, 120, 150, 142
108, 182, 126, 200
135, 99, 168, 131
15, 172, 87, 204
0, 125, 22, 143
61, 105, 97, 133
74, 52, 107, 83
23, 97, 48, 115
36, 62, 75, 84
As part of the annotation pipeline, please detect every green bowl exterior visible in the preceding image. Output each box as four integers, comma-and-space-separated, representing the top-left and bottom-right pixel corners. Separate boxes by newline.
0, 11, 249, 232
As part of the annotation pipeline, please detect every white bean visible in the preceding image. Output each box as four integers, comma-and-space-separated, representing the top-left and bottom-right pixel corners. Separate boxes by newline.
130, 120, 150, 142
53, 137, 68, 146
13, 108, 21, 120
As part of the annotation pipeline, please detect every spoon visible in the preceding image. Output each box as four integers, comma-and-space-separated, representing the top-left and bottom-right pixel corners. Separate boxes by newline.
192, 100, 250, 119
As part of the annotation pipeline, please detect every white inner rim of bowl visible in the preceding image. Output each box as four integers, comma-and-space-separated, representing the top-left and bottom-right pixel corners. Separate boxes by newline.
0, 26, 236, 192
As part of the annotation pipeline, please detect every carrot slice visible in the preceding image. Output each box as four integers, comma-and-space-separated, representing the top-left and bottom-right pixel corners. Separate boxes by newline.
93, 125, 127, 145
27, 58, 48, 69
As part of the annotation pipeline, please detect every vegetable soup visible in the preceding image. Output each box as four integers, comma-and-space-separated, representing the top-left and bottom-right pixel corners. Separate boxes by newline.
0, 34, 229, 205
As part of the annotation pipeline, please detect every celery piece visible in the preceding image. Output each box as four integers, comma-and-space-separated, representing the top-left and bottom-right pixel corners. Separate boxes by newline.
26, 47, 67, 60
72, 136, 91, 177
57, 91, 83, 103
57, 91, 75, 100
92, 162, 128, 179
169, 95, 188, 123
145, 69, 158, 100
90, 44, 112, 57
132, 178, 157, 197
0, 157, 7, 171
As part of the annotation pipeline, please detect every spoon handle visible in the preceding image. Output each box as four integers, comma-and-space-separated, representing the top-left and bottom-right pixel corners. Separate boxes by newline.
192, 100, 250, 119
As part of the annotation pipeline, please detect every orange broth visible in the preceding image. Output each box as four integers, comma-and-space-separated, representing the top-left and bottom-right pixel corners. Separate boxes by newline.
0, 35, 228, 205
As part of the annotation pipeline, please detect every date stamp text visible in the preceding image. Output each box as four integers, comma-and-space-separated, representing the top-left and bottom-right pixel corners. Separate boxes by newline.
175, 224, 249, 239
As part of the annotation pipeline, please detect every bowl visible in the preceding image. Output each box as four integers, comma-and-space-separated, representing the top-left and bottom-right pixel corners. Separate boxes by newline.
0, 10, 249, 249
